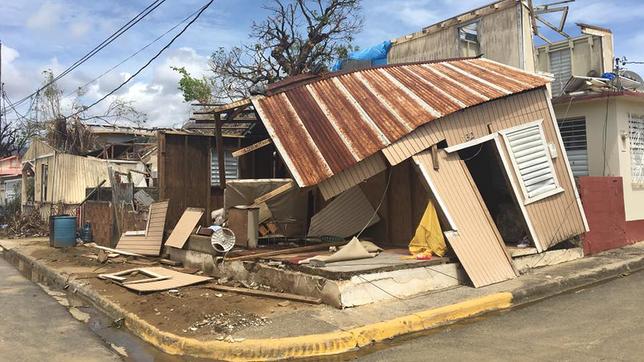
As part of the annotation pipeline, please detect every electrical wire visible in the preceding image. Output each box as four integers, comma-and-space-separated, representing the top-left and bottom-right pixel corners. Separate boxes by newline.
63, 6, 202, 99
64, 0, 214, 120
356, 168, 392, 239
5, 0, 167, 111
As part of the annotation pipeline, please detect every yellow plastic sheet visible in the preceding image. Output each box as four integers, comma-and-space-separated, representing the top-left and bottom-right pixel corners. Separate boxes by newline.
409, 200, 447, 257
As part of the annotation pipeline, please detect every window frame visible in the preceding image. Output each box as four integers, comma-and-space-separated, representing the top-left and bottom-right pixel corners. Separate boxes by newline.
628, 113, 644, 186
457, 20, 481, 57
500, 119, 564, 205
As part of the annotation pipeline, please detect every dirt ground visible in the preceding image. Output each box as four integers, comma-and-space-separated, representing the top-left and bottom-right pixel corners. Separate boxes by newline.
26, 243, 320, 341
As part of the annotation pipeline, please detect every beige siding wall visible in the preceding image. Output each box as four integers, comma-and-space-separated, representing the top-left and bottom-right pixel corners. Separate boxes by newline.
413, 88, 586, 248
413, 150, 516, 287
388, 3, 532, 70
535, 35, 610, 78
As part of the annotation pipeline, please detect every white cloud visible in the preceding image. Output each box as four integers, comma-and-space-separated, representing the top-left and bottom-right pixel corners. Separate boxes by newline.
78, 47, 211, 127
70, 20, 91, 38
26, 1, 64, 30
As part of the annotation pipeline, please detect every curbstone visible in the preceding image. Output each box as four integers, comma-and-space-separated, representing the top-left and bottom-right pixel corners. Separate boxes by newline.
1, 243, 643, 361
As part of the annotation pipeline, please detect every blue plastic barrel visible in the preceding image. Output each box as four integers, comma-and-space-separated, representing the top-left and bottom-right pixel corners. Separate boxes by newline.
52, 216, 77, 248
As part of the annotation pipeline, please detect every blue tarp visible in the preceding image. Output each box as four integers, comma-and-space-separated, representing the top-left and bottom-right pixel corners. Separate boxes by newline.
331, 40, 392, 71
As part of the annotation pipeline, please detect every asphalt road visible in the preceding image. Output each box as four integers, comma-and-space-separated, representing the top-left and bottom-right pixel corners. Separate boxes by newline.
357, 270, 644, 362
0, 256, 119, 362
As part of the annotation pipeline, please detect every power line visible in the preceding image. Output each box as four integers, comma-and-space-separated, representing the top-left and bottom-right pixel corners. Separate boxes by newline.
66, 0, 214, 120
64, 6, 203, 99
6, 0, 167, 111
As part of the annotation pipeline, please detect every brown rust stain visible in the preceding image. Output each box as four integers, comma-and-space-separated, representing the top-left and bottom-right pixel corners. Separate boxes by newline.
286, 87, 355, 174
361, 69, 436, 128
432, 63, 505, 99
410, 65, 486, 106
257, 96, 327, 185
389, 67, 461, 114
449, 61, 526, 93
337, 74, 408, 140
310, 80, 384, 159
470, 58, 547, 86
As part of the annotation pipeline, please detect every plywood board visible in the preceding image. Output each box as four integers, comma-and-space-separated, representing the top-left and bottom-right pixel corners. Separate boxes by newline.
308, 186, 380, 238
164, 208, 204, 249
104, 267, 213, 293
116, 201, 169, 256
413, 150, 516, 287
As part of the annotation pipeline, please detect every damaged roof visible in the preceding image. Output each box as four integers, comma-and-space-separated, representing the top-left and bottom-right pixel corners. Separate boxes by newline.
252, 57, 550, 187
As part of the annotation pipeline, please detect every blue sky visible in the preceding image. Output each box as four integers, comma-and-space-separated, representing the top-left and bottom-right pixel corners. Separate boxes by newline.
2, 0, 644, 126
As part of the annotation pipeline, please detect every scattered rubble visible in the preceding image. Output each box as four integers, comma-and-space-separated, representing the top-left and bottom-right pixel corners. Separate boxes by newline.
6, 212, 49, 238
185, 311, 271, 335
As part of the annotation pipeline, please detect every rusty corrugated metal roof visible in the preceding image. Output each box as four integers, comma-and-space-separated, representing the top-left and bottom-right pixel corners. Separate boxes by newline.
252, 57, 550, 187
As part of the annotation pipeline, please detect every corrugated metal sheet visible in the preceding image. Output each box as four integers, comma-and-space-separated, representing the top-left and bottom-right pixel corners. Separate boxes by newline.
211, 149, 239, 186
252, 58, 549, 187
41, 154, 145, 204
307, 186, 380, 238
413, 149, 517, 287
318, 153, 387, 200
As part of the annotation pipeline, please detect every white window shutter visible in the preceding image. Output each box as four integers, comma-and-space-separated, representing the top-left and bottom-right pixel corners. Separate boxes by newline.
628, 114, 644, 185
505, 124, 558, 199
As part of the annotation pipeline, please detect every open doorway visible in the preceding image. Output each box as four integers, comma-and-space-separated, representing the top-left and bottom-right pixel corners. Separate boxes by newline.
458, 141, 532, 249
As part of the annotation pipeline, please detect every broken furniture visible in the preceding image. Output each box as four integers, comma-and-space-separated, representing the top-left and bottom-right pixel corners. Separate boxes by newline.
164, 207, 204, 249
227, 206, 259, 249
98, 267, 212, 292
116, 200, 169, 256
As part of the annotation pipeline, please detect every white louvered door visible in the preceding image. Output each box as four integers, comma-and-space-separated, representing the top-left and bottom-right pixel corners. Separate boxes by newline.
503, 122, 562, 203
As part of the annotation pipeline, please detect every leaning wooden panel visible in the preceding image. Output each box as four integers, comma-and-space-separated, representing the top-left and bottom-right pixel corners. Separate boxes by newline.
164, 208, 204, 249
413, 150, 517, 287
116, 201, 169, 256
308, 186, 380, 238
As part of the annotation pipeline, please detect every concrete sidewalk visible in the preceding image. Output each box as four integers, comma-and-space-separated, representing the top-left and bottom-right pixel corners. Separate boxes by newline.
1, 238, 643, 361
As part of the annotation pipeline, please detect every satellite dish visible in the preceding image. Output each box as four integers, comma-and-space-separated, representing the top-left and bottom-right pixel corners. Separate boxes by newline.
621, 70, 644, 90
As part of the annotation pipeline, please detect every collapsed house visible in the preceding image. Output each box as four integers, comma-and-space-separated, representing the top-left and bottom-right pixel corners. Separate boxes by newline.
337, 0, 644, 254
150, 58, 589, 308
20, 139, 149, 219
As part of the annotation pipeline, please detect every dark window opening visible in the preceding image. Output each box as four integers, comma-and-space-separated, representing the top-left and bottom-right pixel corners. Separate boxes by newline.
459, 141, 531, 247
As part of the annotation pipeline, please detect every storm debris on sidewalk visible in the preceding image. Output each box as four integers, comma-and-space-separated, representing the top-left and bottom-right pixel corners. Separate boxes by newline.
185, 311, 271, 335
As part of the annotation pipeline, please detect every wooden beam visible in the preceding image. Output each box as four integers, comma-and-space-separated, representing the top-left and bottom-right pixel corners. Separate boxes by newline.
214, 112, 226, 188
224, 240, 347, 261
252, 181, 294, 206
431, 144, 439, 170
232, 139, 272, 158
203, 285, 322, 304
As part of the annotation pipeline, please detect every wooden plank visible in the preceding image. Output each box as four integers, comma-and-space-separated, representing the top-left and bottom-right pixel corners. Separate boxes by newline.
225, 241, 347, 261
204, 285, 322, 304
86, 244, 146, 258
165, 207, 204, 249
232, 139, 272, 158
251, 181, 294, 206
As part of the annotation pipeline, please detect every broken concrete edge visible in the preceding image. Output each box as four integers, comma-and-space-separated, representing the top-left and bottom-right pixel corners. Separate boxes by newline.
511, 253, 644, 305
1, 244, 643, 362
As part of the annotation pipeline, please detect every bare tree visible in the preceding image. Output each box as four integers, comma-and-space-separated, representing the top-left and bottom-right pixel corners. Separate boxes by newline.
30, 70, 148, 154
210, 0, 362, 101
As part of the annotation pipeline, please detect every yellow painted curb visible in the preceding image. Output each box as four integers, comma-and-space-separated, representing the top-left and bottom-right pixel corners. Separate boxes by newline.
123, 292, 513, 361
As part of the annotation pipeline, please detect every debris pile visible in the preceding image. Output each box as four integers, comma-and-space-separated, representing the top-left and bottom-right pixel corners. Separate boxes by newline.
7, 212, 49, 238
186, 311, 270, 334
